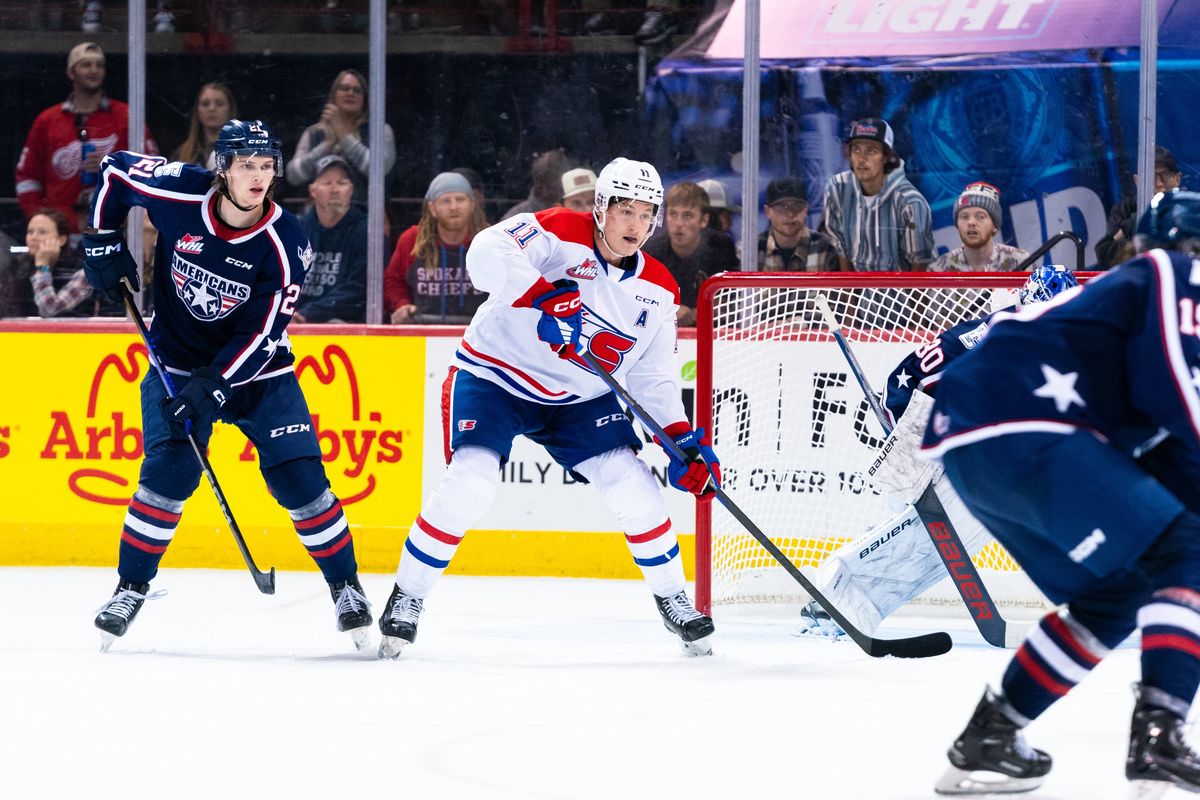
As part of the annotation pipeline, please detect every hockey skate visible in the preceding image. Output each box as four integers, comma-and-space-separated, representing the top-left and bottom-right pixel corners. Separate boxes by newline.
377, 584, 424, 659
1126, 684, 1200, 799
330, 576, 373, 651
934, 687, 1051, 795
94, 580, 166, 652
655, 590, 714, 656
796, 600, 846, 640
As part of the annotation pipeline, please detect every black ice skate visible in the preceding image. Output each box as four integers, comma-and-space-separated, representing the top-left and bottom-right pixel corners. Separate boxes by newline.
330, 576, 373, 651
797, 600, 846, 640
1126, 684, 1200, 799
94, 580, 164, 652
377, 584, 424, 660
655, 590, 714, 656
935, 687, 1051, 795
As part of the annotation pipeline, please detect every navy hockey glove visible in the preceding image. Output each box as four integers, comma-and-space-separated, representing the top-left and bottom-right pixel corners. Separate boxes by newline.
513, 277, 583, 359
82, 229, 140, 302
162, 367, 232, 437
661, 426, 721, 501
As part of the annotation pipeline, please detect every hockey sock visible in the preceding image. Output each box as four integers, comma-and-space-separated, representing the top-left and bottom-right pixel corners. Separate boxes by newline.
396, 446, 500, 598
290, 490, 356, 583
575, 448, 686, 598
1000, 610, 1111, 722
1139, 589, 1200, 716
118, 487, 184, 584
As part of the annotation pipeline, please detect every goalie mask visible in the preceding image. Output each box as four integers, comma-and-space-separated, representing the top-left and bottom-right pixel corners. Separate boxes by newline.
1018, 264, 1079, 306
593, 157, 664, 249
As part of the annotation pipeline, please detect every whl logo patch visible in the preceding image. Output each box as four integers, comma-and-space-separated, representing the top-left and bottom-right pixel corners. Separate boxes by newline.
567, 259, 600, 280
175, 233, 205, 254
171, 252, 251, 321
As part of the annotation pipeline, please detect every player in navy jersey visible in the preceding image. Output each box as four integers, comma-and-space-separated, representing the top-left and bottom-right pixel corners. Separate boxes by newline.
83, 119, 372, 650
923, 191, 1200, 796
799, 267, 1079, 640
376, 157, 721, 659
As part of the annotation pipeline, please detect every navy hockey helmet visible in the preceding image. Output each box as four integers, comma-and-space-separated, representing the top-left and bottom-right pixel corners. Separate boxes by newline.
1135, 189, 1200, 253
213, 119, 282, 174
1018, 264, 1079, 306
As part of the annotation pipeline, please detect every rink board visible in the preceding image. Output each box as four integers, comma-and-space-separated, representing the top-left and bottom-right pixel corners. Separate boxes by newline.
0, 323, 698, 579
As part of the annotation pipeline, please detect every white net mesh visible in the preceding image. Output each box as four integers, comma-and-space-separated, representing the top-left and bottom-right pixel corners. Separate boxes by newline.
697, 273, 1049, 615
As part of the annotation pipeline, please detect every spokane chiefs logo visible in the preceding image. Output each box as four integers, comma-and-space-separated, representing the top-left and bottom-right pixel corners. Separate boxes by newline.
171, 252, 250, 321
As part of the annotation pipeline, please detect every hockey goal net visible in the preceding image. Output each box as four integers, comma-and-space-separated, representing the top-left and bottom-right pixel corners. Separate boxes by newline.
694, 272, 1078, 619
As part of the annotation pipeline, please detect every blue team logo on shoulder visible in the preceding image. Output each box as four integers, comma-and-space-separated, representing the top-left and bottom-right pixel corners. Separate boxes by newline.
171, 252, 251, 321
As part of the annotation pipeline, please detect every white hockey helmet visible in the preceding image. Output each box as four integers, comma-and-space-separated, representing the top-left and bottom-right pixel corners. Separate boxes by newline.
593, 157, 664, 235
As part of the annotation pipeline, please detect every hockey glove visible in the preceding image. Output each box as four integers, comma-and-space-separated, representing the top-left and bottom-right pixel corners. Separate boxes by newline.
513, 277, 583, 359
82, 229, 140, 302
661, 426, 721, 500
162, 367, 232, 437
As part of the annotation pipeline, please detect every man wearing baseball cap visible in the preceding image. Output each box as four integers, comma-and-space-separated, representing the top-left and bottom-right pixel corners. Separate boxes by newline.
559, 167, 597, 213
295, 155, 370, 323
821, 117, 933, 271
929, 182, 1029, 272
759, 176, 838, 271
697, 178, 739, 239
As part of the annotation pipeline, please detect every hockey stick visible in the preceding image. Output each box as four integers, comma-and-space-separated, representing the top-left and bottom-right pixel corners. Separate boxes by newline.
815, 294, 1010, 648
121, 283, 276, 594
581, 350, 951, 659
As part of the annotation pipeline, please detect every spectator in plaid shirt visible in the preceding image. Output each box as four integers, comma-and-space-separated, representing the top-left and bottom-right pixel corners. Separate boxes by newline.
757, 177, 838, 271
821, 118, 934, 272
929, 182, 1029, 272
26, 208, 120, 317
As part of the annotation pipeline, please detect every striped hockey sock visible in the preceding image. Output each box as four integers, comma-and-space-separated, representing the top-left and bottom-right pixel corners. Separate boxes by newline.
291, 491, 356, 582
395, 514, 464, 598
118, 489, 184, 584
625, 517, 685, 598
1140, 590, 1200, 713
1001, 610, 1110, 722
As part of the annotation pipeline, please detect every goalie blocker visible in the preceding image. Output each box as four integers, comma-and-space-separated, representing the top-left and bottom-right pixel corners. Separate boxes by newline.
815, 390, 994, 634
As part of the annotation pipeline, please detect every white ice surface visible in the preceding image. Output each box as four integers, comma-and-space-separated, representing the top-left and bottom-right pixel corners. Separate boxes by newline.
0, 567, 1162, 799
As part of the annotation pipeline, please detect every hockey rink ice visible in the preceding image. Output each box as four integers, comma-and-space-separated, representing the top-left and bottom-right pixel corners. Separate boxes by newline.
3, 567, 1155, 799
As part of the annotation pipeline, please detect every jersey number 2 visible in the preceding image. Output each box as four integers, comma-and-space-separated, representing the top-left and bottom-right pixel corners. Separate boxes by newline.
281, 284, 300, 315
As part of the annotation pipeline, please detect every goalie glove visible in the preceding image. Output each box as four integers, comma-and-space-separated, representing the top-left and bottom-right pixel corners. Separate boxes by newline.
660, 425, 721, 500
162, 367, 232, 437
82, 229, 140, 302
513, 277, 583, 359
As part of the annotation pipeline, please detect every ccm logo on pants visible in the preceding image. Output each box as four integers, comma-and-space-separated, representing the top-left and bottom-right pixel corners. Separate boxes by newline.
270, 423, 313, 438
595, 413, 626, 427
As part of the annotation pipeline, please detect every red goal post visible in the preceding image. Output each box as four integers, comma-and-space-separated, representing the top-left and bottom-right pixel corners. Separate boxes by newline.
693, 270, 1094, 617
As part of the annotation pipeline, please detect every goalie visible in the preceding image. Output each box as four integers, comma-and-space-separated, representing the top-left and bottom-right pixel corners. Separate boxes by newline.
800, 264, 1079, 638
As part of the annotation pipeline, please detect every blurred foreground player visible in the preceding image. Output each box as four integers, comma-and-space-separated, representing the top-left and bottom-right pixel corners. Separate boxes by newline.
84, 120, 372, 651
377, 157, 720, 658
923, 191, 1200, 797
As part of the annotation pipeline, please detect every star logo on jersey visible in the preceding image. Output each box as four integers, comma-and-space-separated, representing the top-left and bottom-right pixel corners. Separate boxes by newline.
261, 331, 292, 358
1032, 364, 1085, 413
171, 252, 251, 322
895, 369, 911, 388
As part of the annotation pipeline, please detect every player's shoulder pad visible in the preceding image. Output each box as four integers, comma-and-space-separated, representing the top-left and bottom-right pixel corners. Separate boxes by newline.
638, 252, 681, 305
535, 207, 595, 247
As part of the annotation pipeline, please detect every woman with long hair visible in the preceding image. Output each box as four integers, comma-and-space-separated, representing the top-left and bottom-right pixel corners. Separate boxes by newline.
27, 208, 121, 317
171, 83, 238, 169
286, 69, 396, 208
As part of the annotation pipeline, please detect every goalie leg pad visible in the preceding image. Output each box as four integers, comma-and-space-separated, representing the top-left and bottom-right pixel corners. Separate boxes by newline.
396, 445, 501, 598
575, 447, 685, 598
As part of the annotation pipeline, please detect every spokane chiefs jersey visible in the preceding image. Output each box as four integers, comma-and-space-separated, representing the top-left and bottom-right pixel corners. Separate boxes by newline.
923, 249, 1200, 460
457, 207, 688, 428
91, 151, 311, 387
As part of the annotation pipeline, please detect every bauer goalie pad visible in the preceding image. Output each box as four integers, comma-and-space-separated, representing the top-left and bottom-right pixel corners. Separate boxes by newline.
819, 460, 993, 633
868, 388, 942, 507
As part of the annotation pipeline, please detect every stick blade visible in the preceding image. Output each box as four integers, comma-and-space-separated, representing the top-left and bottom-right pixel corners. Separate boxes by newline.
254, 567, 276, 595
865, 631, 953, 659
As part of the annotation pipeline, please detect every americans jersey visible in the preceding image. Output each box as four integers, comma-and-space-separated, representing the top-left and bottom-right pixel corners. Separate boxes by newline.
457, 207, 688, 429
882, 311, 1000, 427
922, 249, 1200, 459
91, 151, 310, 387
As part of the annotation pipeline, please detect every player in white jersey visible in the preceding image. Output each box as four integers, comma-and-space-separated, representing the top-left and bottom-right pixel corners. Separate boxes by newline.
377, 158, 721, 658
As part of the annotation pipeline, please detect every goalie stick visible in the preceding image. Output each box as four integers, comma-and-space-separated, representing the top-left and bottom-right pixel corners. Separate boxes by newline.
815, 294, 1011, 648
121, 283, 276, 595
581, 350, 951, 659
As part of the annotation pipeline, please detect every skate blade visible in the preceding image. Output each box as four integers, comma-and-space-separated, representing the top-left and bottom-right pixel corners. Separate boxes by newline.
1128, 780, 1172, 800
378, 635, 410, 660
98, 632, 115, 653
682, 635, 713, 657
349, 627, 371, 652
934, 764, 1044, 795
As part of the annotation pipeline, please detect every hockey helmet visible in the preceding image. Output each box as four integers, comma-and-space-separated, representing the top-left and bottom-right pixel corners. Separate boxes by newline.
213, 119, 283, 174
1135, 189, 1200, 253
1018, 264, 1079, 306
593, 157, 664, 235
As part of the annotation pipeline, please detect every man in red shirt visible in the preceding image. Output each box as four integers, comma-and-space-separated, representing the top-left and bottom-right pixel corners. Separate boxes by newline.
15, 42, 158, 234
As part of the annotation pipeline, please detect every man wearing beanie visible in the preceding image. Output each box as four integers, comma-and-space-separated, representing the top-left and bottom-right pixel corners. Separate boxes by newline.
929, 182, 1029, 272
15, 42, 158, 234
821, 117, 933, 271
384, 171, 489, 324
